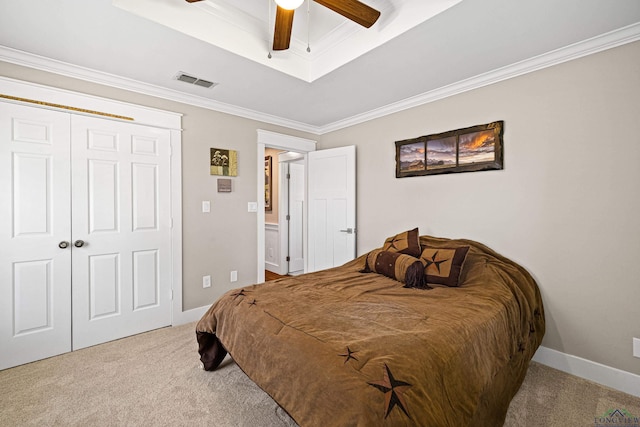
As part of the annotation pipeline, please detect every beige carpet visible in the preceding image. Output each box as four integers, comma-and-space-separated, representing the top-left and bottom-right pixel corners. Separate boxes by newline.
1, 323, 638, 426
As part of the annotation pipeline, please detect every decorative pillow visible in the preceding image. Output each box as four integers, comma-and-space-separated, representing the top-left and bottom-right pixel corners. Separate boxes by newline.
363, 249, 429, 289
419, 246, 470, 287
382, 228, 421, 257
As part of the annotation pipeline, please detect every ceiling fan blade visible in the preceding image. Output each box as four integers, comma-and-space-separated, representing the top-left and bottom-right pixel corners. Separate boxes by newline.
314, 0, 380, 28
273, 6, 295, 51
185, 0, 203, 3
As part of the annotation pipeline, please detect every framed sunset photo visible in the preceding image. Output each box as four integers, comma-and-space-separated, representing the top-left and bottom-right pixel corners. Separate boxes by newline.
395, 121, 503, 177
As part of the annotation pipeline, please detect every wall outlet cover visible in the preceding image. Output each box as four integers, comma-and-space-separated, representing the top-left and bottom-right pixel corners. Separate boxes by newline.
203, 275, 211, 288
230, 270, 238, 282
634, 337, 640, 358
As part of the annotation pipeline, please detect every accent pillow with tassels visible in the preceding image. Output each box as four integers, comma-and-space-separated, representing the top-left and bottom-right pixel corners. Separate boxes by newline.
362, 249, 430, 289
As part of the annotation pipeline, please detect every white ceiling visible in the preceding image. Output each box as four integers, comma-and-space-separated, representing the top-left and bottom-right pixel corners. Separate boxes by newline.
1, 0, 639, 133
113, 0, 462, 82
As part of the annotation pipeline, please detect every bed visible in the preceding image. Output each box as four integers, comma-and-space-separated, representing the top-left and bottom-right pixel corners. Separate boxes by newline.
196, 232, 545, 426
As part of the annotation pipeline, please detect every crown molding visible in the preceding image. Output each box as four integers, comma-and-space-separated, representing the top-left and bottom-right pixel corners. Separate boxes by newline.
0, 46, 322, 135
2, 21, 639, 136
319, 22, 640, 134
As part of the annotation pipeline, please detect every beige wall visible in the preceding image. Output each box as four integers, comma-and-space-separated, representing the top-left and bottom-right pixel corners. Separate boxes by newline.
0, 61, 316, 311
318, 41, 640, 375
3, 40, 639, 375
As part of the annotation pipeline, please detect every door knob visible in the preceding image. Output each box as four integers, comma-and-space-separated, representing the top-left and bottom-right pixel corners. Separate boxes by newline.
74, 240, 85, 248
339, 228, 355, 234
58, 241, 70, 249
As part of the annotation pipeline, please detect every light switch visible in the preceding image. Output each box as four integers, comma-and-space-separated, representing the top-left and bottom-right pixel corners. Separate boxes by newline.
202, 201, 210, 213
247, 202, 258, 212
202, 275, 211, 288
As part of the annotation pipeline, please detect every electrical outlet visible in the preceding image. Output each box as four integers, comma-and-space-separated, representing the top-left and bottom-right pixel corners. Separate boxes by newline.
202, 201, 210, 213
634, 337, 640, 358
230, 270, 238, 282
202, 275, 211, 288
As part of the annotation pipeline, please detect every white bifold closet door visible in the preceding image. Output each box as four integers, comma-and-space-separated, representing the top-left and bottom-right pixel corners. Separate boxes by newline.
0, 104, 72, 370
0, 103, 172, 370
70, 115, 172, 351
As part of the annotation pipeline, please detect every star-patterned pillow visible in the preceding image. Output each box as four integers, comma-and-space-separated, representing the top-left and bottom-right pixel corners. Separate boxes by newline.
419, 246, 470, 287
363, 249, 428, 289
382, 228, 421, 257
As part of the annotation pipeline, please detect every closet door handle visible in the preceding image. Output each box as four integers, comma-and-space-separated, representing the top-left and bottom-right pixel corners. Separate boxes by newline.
74, 240, 85, 248
58, 241, 70, 249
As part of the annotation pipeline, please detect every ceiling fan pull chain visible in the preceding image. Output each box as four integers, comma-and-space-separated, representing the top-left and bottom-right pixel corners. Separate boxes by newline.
268, 0, 273, 59
306, 0, 311, 53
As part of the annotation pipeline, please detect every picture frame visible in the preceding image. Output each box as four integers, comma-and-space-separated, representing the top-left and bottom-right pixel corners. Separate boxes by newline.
210, 148, 238, 176
265, 156, 272, 211
395, 121, 504, 178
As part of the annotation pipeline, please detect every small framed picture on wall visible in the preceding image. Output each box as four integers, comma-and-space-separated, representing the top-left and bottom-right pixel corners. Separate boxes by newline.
265, 155, 272, 211
210, 148, 238, 176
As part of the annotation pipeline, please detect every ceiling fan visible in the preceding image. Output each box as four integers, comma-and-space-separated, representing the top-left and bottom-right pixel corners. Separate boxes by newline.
185, 0, 381, 51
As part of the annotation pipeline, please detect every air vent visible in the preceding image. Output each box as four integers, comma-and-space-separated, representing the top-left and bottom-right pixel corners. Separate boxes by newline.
194, 79, 215, 88
177, 73, 197, 84
174, 72, 218, 89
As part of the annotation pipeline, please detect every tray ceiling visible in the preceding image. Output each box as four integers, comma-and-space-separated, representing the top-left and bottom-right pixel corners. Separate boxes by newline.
113, 0, 462, 82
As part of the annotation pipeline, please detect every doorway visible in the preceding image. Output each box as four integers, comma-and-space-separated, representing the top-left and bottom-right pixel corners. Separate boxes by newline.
256, 130, 316, 283
265, 148, 305, 276
256, 130, 357, 283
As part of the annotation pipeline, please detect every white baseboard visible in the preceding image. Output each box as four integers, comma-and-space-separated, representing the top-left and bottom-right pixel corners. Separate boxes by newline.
265, 262, 280, 274
532, 346, 640, 398
172, 305, 209, 326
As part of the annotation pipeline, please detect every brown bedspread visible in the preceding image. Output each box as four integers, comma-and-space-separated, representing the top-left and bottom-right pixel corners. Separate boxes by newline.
196, 236, 545, 426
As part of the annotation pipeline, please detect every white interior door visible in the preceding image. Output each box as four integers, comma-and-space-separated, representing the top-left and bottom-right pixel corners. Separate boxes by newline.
307, 145, 356, 272
70, 115, 172, 350
0, 103, 72, 370
288, 160, 305, 274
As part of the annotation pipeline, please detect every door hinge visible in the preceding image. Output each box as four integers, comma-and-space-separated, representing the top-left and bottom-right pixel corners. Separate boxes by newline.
286, 256, 290, 262
286, 214, 290, 221
286, 173, 290, 179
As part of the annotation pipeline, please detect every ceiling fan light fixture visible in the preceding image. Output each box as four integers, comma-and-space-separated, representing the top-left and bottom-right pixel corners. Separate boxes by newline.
274, 0, 304, 10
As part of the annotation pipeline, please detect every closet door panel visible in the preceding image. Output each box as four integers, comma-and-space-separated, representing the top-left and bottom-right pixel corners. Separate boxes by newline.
0, 103, 72, 370
88, 159, 120, 233
71, 116, 172, 350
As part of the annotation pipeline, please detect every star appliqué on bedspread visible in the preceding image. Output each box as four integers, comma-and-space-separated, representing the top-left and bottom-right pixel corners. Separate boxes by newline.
230, 289, 248, 299
423, 251, 449, 274
368, 364, 412, 419
247, 299, 257, 307
338, 347, 358, 364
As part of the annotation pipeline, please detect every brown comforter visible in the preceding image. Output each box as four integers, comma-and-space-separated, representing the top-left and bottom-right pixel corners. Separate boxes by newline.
196, 236, 545, 426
